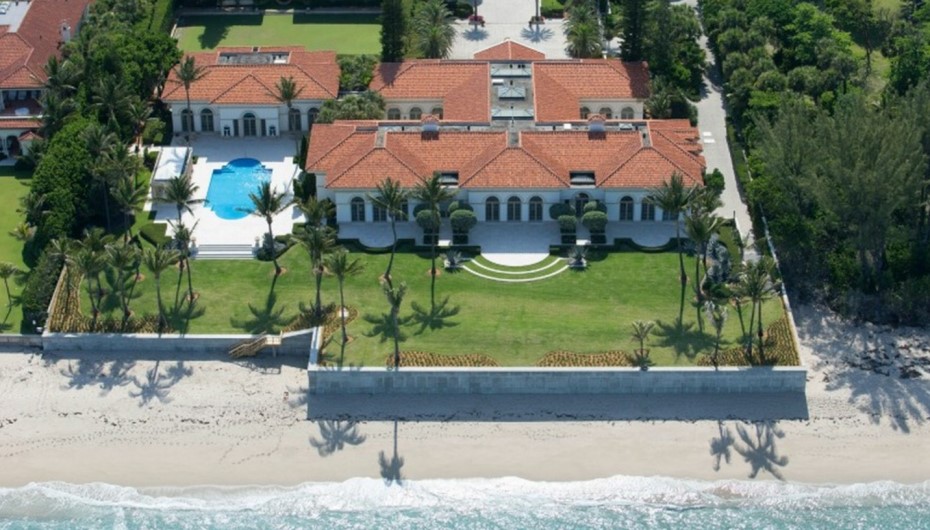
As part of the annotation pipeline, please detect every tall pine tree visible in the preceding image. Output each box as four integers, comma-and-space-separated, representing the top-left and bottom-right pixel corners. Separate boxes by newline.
381, 0, 406, 62
620, 0, 646, 61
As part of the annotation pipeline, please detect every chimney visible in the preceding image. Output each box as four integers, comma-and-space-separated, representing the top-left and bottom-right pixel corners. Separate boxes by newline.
60, 22, 72, 44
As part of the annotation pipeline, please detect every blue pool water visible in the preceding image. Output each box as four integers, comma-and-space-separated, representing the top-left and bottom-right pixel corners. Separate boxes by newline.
2, 478, 929, 529
204, 158, 271, 220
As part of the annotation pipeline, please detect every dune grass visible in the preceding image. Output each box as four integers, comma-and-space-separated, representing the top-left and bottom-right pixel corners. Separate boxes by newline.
74, 246, 784, 367
176, 13, 381, 54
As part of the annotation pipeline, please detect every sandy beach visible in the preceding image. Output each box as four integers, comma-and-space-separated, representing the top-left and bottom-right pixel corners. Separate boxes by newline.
1, 304, 929, 487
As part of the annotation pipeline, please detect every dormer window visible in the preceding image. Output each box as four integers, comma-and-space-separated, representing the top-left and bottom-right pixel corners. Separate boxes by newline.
570, 171, 596, 187
439, 171, 459, 186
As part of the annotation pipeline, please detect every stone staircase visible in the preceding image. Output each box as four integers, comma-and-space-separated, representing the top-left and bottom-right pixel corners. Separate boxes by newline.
192, 243, 255, 260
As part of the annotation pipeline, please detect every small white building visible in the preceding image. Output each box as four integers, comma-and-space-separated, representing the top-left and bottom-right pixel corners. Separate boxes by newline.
161, 47, 340, 139
150, 146, 193, 197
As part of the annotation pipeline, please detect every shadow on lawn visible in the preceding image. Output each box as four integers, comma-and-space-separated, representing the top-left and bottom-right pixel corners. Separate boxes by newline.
230, 276, 294, 334
189, 14, 264, 49
363, 312, 412, 344
653, 317, 714, 361
410, 297, 460, 334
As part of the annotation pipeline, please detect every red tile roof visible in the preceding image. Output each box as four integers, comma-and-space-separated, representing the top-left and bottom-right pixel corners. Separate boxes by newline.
308, 120, 704, 190
473, 40, 545, 61
162, 48, 339, 105
370, 61, 490, 122
0, 117, 42, 129
533, 60, 650, 122
0, 0, 92, 89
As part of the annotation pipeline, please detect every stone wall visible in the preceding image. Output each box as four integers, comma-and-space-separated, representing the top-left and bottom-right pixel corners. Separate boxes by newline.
308, 366, 807, 395
43, 328, 315, 357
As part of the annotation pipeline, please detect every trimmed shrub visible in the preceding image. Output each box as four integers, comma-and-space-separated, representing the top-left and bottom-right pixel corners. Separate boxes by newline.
450, 0, 473, 18
558, 214, 577, 233
583, 200, 607, 214
447, 200, 474, 214
20, 249, 64, 332
549, 201, 575, 220
450, 209, 477, 233
540, 0, 564, 18
416, 208, 440, 232
139, 223, 170, 246
582, 210, 608, 232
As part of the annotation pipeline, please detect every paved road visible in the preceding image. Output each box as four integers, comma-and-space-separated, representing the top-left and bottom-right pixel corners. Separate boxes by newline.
449, 0, 568, 59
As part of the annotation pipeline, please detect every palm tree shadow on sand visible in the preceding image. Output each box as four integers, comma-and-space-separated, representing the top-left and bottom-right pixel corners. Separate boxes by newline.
709, 420, 735, 472
378, 420, 404, 486
733, 421, 789, 480
309, 420, 367, 457
410, 297, 460, 334
129, 360, 194, 407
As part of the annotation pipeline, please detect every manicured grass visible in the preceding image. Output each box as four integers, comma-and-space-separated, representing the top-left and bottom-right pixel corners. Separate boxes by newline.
0, 168, 32, 332
176, 14, 381, 54
74, 247, 784, 367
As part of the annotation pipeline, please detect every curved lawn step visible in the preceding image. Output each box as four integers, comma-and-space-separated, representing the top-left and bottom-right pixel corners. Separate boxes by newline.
460, 263, 570, 283
467, 256, 564, 275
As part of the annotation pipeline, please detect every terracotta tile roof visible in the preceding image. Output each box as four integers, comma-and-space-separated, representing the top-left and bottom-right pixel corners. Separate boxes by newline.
473, 40, 546, 61
0, 117, 42, 129
370, 61, 490, 121
309, 120, 704, 190
162, 48, 339, 105
0, 0, 92, 89
18, 130, 41, 140
533, 60, 650, 122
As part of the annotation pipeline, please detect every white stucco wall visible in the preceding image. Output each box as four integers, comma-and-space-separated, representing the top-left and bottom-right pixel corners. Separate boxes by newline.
383, 100, 445, 120
170, 101, 325, 136
579, 99, 644, 120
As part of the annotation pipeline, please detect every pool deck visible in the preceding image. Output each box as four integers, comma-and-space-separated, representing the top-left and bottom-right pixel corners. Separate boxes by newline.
147, 136, 302, 250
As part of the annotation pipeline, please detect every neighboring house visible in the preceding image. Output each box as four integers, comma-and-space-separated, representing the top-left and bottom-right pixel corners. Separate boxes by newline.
370, 40, 650, 123
162, 47, 340, 138
0, 0, 92, 158
307, 117, 704, 224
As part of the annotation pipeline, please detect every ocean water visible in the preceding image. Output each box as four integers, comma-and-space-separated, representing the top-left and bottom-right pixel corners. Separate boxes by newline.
204, 158, 272, 220
1, 477, 929, 529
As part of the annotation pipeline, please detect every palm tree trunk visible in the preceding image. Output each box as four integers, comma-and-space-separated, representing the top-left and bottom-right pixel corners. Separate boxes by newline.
392, 308, 400, 370
177, 205, 183, 226
268, 219, 280, 275
314, 268, 323, 318
385, 217, 397, 287
676, 223, 686, 285
174, 261, 184, 309
756, 301, 765, 364
430, 241, 437, 311
694, 255, 703, 332
2, 278, 10, 307
338, 279, 347, 366
85, 277, 99, 328
735, 299, 746, 336
155, 277, 165, 334
746, 300, 756, 360
185, 256, 194, 305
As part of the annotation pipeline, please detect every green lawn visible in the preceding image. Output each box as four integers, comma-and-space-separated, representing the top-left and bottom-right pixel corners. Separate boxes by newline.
176, 14, 381, 54
70, 247, 785, 367
0, 167, 32, 332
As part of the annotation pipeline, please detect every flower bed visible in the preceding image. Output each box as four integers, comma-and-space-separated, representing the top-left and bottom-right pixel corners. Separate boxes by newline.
536, 350, 633, 367
697, 315, 800, 367
385, 351, 500, 367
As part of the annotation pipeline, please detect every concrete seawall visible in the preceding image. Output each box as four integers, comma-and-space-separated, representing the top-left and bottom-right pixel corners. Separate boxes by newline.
42, 329, 314, 357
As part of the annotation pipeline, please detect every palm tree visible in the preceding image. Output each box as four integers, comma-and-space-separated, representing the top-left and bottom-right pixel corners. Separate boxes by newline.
684, 211, 723, 329
37, 56, 80, 97
413, 0, 456, 59
0, 263, 20, 307
69, 248, 105, 327
143, 245, 181, 333
170, 220, 198, 306
174, 56, 206, 140
111, 174, 149, 240
412, 172, 456, 310
383, 281, 407, 369
324, 248, 364, 362
369, 177, 408, 286
8, 222, 36, 243
38, 92, 76, 138
91, 141, 139, 232
126, 99, 153, 150
565, 2, 602, 58
91, 78, 133, 127
82, 122, 116, 159
629, 319, 655, 368
293, 225, 336, 319
296, 195, 335, 227
106, 241, 142, 327
739, 257, 777, 363
272, 76, 305, 133
648, 173, 694, 287
247, 181, 289, 276
704, 300, 728, 370
159, 174, 202, 226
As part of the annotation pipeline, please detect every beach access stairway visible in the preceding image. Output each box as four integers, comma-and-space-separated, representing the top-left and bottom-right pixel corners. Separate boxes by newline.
192, 243, 255, 260
228, 333, 283, 358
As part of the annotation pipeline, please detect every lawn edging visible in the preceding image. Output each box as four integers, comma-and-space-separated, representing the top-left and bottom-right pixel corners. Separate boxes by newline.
307, 365, 808, 395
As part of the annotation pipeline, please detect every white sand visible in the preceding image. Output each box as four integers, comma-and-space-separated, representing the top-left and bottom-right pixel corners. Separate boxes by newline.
1, 304, 929, 487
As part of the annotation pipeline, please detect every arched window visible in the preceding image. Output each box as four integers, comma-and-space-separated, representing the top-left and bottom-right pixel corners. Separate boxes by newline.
242, 112, 257, 137
641, 198, 655, 221
529, 196, 543, 221
431, 107, 444, 119
485, 196, 500, 222
288, 108, 302, 132
507, 196, 522, 222
387, 108, 401, 120
620, 107, 635, 119
409, 107, 422, 120
574, 193, 590, 216
181, 109, 194, 133
200, 109, 214, 132
308, 108, 319, 125
580, 106, 590, 119
619, 196, 634, 221
599, 107, 613, 119
350, 197, 366, 222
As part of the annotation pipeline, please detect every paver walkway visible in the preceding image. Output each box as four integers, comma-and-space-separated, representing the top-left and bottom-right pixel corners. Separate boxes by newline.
450, 0, 568, 59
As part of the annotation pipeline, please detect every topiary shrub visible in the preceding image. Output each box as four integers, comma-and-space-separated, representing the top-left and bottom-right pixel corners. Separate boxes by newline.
582, 210, 608, 232
549, 202, 575, 220
450, 209, 477, 233
583, 200, 607, 214
447, 200, 473, 214
416, 208, 440, 233
558, 214, 577, 233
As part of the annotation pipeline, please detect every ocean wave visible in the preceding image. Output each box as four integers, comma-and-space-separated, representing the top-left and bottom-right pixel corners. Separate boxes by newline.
2, 477, 929, 529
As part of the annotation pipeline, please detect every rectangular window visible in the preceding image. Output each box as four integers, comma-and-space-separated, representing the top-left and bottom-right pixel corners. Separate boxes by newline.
373, 204, 387, 222
641, 201, 655, 221
529, 200, 543, 221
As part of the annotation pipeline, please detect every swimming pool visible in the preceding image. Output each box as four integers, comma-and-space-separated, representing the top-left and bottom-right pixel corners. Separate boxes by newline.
204, 158, 272, 220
